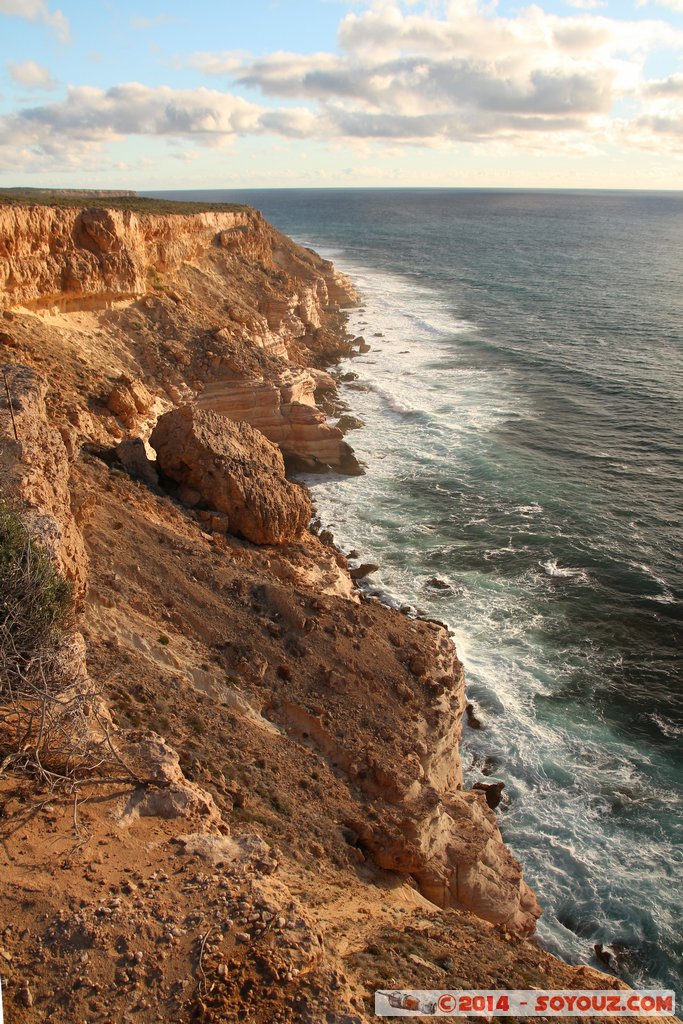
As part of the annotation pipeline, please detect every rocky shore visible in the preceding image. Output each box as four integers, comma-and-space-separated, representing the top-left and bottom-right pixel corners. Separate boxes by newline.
0, 198, 655, 1023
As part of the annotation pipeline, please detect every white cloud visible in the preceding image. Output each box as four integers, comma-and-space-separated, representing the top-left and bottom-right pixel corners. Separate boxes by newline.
0, 0, 69, 41
188, 51, 249, 75
7, 58, 56, 89
214, 3, 682, 144
0, 83, 331, 171
2, 1, 683, 172
645, 72, 683, 94
0, 84, 265, 148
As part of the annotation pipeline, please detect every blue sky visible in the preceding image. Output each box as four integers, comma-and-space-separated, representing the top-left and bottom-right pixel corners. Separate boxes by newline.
1, 0, 682, 188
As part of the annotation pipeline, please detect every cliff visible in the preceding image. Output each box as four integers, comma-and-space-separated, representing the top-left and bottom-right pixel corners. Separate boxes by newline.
0, 200, 644, 1023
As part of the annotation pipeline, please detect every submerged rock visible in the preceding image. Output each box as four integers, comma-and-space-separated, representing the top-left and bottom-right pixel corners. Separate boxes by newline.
349, 563, 379, 580
335, 414, 364, 433
466, 702, 484, 730
424, 576, 451, 591
473, 781, 506, 810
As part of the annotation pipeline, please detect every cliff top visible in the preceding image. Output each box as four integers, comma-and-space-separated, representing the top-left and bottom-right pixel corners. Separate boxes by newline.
0, 187, 248, 214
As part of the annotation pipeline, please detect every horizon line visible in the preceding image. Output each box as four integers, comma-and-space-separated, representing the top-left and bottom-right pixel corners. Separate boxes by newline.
140, 185, 683, 194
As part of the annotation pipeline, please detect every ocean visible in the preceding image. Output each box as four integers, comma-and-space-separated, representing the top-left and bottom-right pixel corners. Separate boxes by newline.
146, 188, 683, 993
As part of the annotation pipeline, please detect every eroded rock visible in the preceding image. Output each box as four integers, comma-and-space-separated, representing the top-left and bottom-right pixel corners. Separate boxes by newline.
150, 405, 312, 545
0, 363, 88, 602
196, 374, 363, 474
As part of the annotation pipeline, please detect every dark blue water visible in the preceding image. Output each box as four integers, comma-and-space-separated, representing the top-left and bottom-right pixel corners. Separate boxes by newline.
147, 189, 683, 993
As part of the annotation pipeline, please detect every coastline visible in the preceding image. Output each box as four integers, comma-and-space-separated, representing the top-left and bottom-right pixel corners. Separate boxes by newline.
0, 198, 664, 1023
288, 241, 679, 992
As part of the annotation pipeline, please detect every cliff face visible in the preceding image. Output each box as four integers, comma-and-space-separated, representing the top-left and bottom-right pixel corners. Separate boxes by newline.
0, 201, 630, 1024
0, 203, 356, 318
0, 203, 359, 473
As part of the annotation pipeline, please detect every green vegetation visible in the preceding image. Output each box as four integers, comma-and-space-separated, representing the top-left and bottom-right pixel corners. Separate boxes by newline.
0, 501, 85, 785
0, 501, 72, 677
0, 187, 249, 215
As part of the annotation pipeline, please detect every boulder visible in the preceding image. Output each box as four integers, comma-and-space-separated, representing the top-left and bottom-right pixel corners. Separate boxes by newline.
107, 377, 154, 427
150, 405, 312, 546
335, 414, 364, 433
349, 563, 379, 580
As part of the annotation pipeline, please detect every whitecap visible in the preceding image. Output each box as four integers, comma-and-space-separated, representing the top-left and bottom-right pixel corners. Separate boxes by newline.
650, 713, 683, 739
512, 503, 543, 516
484, 548, 512, 561
368, 383, 424, 417
542, 558, 590, 582
648, 591, 676, 604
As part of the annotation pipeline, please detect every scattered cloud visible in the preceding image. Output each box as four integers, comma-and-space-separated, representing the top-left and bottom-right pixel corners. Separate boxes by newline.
210, 4, 681, 145
171, 149, 201, 161
0, 84, 266, 153
7, 58, 56, 90
187, 51, 249, 75
0, 83, 333, 171
2, 0, 683, 174
0, 0, 69, 41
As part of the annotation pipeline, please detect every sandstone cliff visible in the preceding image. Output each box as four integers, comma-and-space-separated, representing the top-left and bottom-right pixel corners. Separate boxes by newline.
0, 201, 359, 471
0, 198, 642, 1024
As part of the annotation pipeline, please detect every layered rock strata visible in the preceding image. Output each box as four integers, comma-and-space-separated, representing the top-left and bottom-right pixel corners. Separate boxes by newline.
196, 375, 361, 473
0, 201, 360, 472
0, 203, 357, 320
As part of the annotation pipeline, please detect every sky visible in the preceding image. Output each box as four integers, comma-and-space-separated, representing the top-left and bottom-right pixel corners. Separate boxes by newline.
0, 0, 682, 189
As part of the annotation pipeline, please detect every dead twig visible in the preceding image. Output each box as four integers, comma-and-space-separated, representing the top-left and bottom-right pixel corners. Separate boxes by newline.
197, 925, 214, 996
92, 707, 144, 783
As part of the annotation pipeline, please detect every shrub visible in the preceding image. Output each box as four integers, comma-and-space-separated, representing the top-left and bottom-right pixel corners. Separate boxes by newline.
0, 502, 72, 669
0, 501, 85, 785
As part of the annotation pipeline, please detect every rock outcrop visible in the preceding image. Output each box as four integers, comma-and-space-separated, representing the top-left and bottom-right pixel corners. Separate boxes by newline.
272, 613, 540, 936
0, 206, 249, 311
197, 374, 362, 473
0, 362, 88, 602
150, 404, 312, 545
0, 203, 358, 323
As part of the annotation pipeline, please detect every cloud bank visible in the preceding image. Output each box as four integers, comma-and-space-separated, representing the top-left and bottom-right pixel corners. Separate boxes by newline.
1, 0, 682, 173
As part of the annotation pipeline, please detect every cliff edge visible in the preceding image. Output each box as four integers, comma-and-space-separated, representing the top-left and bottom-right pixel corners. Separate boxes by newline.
0, 199, 643, 1023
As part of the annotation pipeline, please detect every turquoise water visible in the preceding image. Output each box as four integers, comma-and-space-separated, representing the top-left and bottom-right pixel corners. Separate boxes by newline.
148, 189, 683, 993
